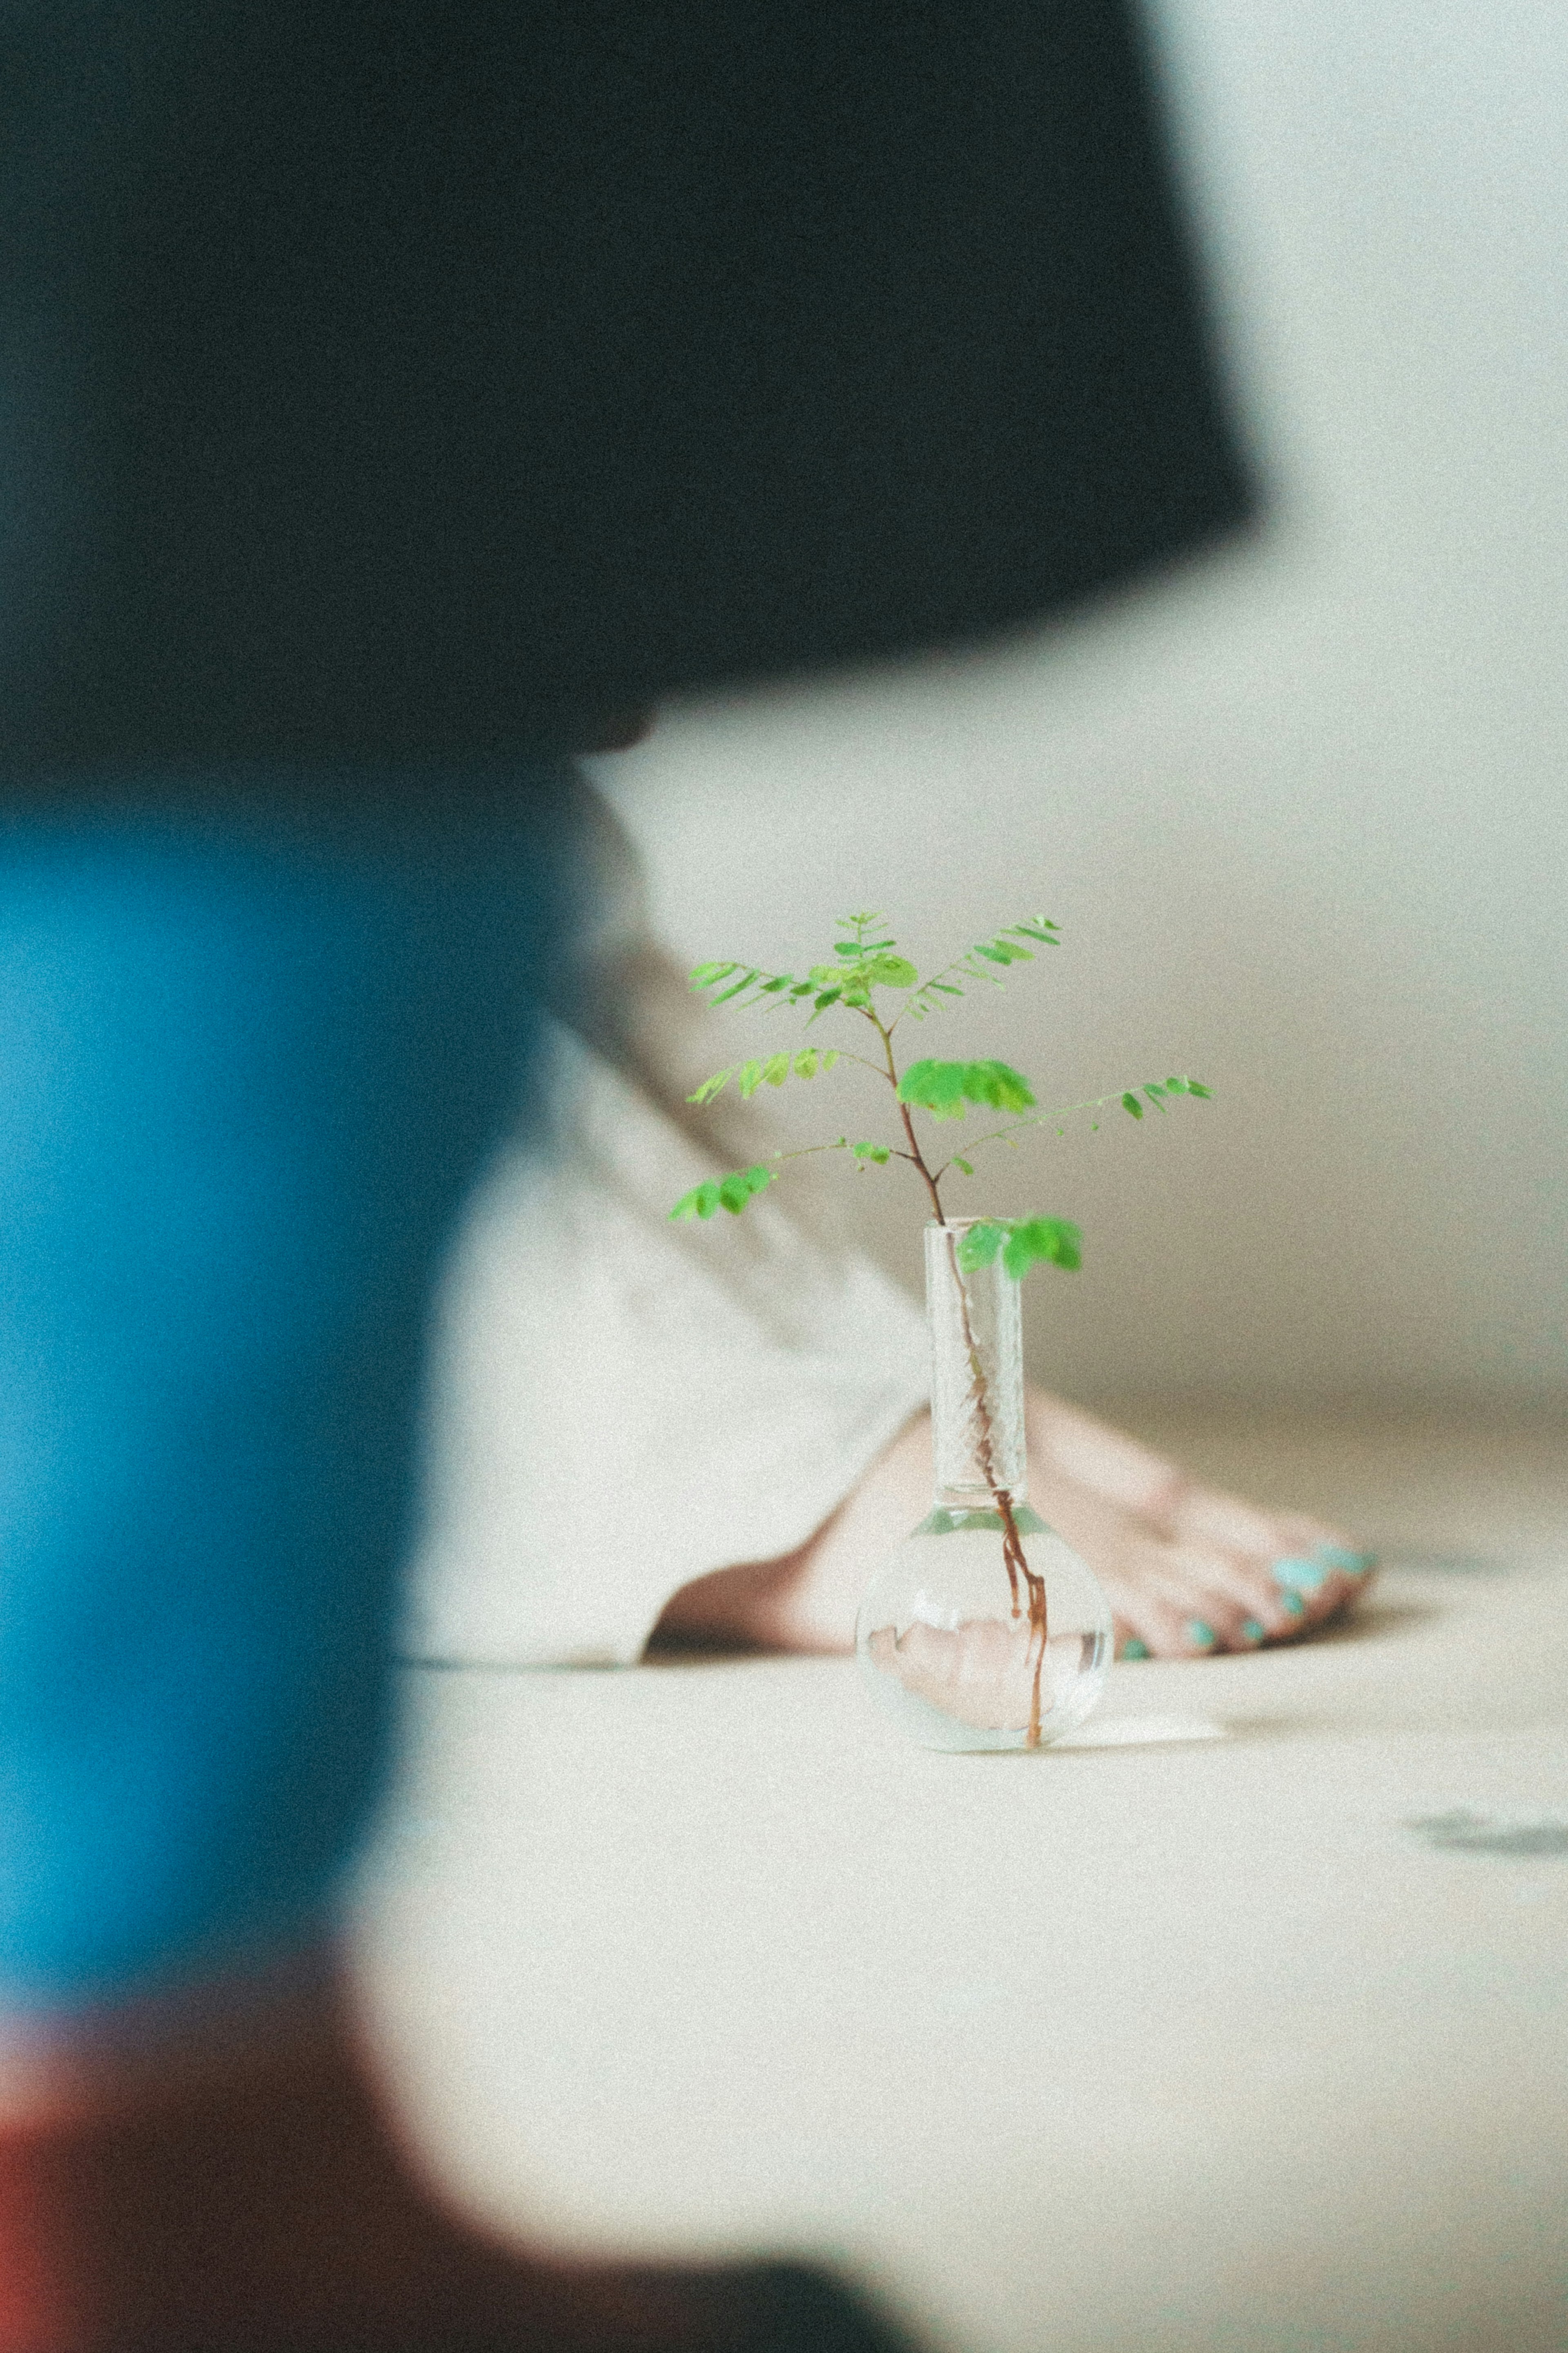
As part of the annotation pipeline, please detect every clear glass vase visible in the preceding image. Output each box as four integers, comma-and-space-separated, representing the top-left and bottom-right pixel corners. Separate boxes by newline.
855, 1220, 1112, 1751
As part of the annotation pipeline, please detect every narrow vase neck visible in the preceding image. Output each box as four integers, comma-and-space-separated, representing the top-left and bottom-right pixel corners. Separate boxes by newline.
924, 1220, 1027, 1509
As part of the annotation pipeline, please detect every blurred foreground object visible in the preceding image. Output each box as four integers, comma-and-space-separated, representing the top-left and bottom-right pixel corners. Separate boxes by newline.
1, 0, 1252, 772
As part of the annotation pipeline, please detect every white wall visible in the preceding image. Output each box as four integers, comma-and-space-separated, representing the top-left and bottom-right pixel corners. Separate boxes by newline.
591, 0, 1568, 1408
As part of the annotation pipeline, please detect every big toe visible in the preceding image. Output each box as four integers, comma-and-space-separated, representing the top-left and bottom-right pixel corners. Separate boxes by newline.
1169, 1487, 1376, 1639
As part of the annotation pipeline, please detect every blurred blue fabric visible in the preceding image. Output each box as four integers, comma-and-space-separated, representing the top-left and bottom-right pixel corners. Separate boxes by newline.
0, 769, 573, 2005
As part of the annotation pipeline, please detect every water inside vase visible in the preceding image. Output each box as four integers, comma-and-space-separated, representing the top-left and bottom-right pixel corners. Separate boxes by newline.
856, 1504, 1111, 1752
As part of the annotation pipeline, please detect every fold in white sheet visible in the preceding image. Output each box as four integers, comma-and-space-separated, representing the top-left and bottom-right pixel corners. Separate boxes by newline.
403, 1030, 929, 1667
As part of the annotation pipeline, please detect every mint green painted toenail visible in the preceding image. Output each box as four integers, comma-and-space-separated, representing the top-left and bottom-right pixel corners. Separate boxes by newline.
1272, 1555, 1328, 1595
1281, 1591, 1306, 1618
1121, 1637, 1151, 1661
1241, 1618, 1266, 1644
1314, 1543, 1377, 1575
1186, 1620, 1216, 1651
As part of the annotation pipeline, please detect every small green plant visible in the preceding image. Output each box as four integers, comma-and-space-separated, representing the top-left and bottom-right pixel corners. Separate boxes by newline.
670, 907, 1211, 1742
670, 908, 1209, 1264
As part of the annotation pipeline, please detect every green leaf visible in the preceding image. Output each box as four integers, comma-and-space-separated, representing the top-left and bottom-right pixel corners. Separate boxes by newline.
863, 951, 919, 987
897, 1059, 969, 1117
850, 1140, 891, 1164
904, 915, 1063, 1023
1143, 1084, 1168, 1113
670, 1180, 722, 1221
1002, 1218, 1083, 1279
962, 1059, 1036, 1113
1187, 1080, 1213, 1099
955, 1220, 1007, 1271
953, 1156, 974, 1176
709, 968, 760, 1007
833, 941, 866, 956
1121, 1091, 1143, 1119
808, 958, 869, 1010
897, 1058, 1036, 1120
713, 1164, 776, 1214
686, 962, 820, 1013
694, 1046, 840, 1102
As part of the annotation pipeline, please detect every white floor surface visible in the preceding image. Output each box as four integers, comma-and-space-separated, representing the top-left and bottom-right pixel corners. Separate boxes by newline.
352, 1410, 1568, 2353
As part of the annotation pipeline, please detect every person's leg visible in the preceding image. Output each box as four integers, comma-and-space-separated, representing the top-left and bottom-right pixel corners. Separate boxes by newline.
655, 1392, 1374, 1657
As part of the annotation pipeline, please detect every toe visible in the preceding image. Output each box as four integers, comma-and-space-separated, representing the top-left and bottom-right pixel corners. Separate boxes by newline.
1153, 1545, 1289, 1653
1169, 1488, 1376, 1639
1102, 1545, 1260, 1659
1267, 1546, 1376, 1636
1207, 1544, 1376, 1646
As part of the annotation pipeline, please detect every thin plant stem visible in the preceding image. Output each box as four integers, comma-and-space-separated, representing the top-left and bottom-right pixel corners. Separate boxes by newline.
863, 1006, 1049, 1744
929, 1091, 1145, 1180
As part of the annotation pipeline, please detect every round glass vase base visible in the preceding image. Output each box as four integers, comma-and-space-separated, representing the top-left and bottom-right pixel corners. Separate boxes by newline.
855, 1504, 1112, 1753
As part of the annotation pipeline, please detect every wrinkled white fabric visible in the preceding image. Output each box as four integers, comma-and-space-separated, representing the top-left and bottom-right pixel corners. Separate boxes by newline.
403, 1028, 929, 1666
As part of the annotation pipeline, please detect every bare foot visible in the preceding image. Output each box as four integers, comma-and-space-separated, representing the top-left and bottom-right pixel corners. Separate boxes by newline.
653, 1391, 1376, 1662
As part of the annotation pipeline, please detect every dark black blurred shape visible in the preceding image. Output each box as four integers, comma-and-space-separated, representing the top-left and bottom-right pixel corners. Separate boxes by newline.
0, 2, 1252, 771
723, 2259, 925, 2352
